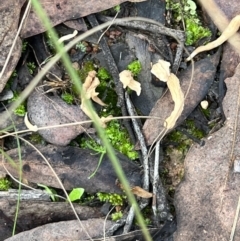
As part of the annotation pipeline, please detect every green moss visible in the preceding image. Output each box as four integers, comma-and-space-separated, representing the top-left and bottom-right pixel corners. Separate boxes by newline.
97, 67, 111, 81
166, 119, 205, 154
78, 61, 95, 82
167, 130, 191, 155
127, 60, 142, 76
61, 92, 74, 104
111, 211, 123, 221
22, 40, 28, 53
75, 42, 87, 52
105, 121, 138, 160
27, 62, 36, 75
8, 93, 26, 117
97, 192, 126, 206
166, 0, 211, 45
185, 119, 204, 139
29, 133, 45, 144
185, 19, 212, 46
0, 177, 11, 191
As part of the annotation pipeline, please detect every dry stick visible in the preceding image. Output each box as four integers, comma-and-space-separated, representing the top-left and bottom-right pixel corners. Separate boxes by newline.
124, 92, 150, 233
150, 142, 171, 222
152, 140, 160, 219
125, 92, 149, 190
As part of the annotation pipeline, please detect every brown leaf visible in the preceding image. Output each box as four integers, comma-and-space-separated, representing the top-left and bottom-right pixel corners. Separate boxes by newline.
27, 89, 90, 146
131, 186, 153, 198
21, 0, 137, 38
5, 219, 114, 241
0, 0, 24, 92
174, 64, 240, 241
0, 145, 141, 194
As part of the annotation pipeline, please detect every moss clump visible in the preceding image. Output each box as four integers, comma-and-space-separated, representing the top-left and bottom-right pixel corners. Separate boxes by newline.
105, 121, 139, 160
127, 60, 142, 76
29, 133, 45, 144
80, 121, 138, 160
166, 0, 211, 45
61, 92, 74, 104
185, 119, 204, 139
97, 67, 111, 81
78, 61, 95, 82
0, 178, 11, 191
97, 67, 121, 116
8, 93, 26, 117
27, 62, 36, 75
111, 211, 123, 221
97, 192, 126, 206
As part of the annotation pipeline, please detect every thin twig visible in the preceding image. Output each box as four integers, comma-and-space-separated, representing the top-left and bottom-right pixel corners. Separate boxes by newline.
125, 92, 149, 190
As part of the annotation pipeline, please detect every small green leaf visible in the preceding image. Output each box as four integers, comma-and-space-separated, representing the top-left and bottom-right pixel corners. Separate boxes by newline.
68, 188, 85, 202
38, 184, 58, 202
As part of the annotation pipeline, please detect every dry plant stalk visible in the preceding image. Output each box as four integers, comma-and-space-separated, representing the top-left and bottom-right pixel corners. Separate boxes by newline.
151, 60, 184, 130
81, 71, 110, 127
187, 15, 240, 61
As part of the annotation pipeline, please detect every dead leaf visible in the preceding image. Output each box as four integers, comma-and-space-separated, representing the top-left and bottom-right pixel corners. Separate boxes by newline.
21, 0, 140, 38
5, 219, 115, 241
27, 88, 91, 146
174, 63, 240, 241
131, 186, 153, 198
0, 145, 142, 193
119, 70, 141, 96
0, 0, 24, 93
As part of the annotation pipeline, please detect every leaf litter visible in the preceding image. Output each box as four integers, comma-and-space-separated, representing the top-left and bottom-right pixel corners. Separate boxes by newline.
2, 0, 240, 239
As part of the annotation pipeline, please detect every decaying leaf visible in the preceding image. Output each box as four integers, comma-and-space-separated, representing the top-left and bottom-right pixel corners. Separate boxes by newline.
151, 60, 184, 130
81, 71, 108, 127
131, 186, 153, 198
119, 70, 141, 96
